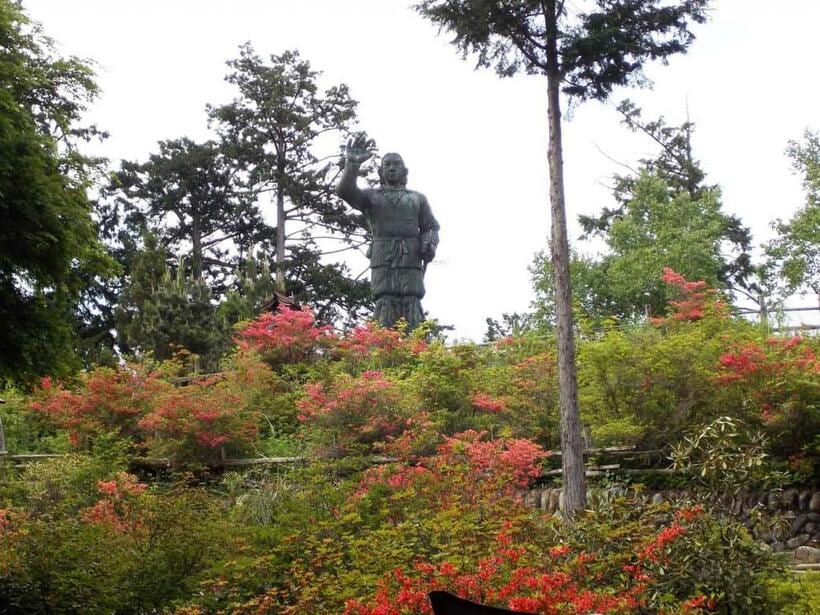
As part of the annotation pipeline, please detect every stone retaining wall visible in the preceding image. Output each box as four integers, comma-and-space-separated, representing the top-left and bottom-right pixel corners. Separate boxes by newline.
525, 486, 820, 552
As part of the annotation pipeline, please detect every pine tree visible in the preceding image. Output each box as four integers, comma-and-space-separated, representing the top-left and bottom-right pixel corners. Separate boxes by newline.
209, 45, 373, 322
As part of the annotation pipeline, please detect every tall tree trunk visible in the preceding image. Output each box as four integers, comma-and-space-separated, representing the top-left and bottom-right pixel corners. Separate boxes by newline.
545, 0, 586, 517
275, 185, 286, 291
191, 214, 202, 279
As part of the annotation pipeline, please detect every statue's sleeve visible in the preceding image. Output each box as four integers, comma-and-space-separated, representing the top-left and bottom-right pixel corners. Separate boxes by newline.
336, 163, 372, 215
419, 194, 440, 234
419, 193, 439, 263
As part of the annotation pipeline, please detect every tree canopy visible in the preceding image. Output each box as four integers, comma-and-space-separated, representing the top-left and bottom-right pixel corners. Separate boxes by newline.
209, 45, 372, 323
533, 107, 754, 326
765, 130, 820, 309
0, 0, 115, 385
101, 45, 373, 360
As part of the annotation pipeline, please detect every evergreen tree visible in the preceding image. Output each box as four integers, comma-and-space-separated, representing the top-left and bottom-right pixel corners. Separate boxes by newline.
106, 138, 261, 290
114, 233, 230, 371
216, 254, 278, 325
209, 44, 372, 322
534, 173, 741, 324
415, 0, 711, 515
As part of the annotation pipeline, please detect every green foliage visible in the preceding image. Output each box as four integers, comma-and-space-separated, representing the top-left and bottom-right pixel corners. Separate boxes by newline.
0, 388, 70, 454
107, 138, 259, 283
765, 572, 820, 615
4, 309, 813, 613
671, 417, 788, 499
187, 452, 783, 614
0, 0, 117, 385
0, 459, 233, 614
577, 318, 739, 448
216, 255, 278, 325
765, 129, 820, 304
532, 106, 755, 326
414, 1, 709, 99
535, 170, 750, 324
125, 264, 229, 372
0, 453, 128, 519
208, 44, 373, 323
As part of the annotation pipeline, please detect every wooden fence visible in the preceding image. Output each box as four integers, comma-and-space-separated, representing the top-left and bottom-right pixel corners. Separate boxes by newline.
1, 441, 677, 478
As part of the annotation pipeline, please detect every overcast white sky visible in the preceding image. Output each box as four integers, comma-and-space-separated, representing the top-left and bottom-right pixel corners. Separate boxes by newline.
23, 0, 820, 340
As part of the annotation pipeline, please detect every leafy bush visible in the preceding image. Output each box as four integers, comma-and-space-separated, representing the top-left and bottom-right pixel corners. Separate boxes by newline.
177, 428, 783, 615
0, 457, 234, 613
4, 301, 813, 613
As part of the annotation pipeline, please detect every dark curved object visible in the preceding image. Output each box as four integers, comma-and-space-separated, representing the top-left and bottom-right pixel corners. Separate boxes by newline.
262, 289, 300, 313
428, 592, 536, 615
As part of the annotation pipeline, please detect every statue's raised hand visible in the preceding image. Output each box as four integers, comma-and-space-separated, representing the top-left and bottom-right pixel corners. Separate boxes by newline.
345, 134, 375, 165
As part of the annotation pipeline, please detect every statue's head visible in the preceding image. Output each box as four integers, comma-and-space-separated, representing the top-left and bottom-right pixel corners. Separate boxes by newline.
379, 153, 408, 187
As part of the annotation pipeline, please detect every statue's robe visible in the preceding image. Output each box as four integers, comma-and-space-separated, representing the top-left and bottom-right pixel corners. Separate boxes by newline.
339, 183, 439, 329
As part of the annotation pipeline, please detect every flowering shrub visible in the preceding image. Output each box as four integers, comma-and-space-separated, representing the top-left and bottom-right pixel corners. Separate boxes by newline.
29, 364, 262, 467
470, 392, 507, 414
372, 411, 441, 461
0, 507, 26, 578
228, 347, 303, 437
341, 499, 778, 615
335, 321, 428, 368
8, 265, 810, 615
357, 431, 548, 503
82, 472, 147, 534
236, 307, 334, 365
502, 352, 560, 445
297, 370, 408, 453
0, 456, 234, 613
29, 367, 169, 447
139, 376, 258, 465
435, 430, 547, 488
653, 268, 728, 324
715, 336, 820, 467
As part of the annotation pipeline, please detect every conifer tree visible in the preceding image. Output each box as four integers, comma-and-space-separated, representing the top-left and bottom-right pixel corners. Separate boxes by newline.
415, 0, 711, 515
209, 45, 372, 320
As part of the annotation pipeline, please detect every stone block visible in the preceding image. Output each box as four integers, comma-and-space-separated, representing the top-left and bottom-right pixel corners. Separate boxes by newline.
798, 490, 812, 511
549, 489, 560, 514
781, 488, 798, 509
791, 513, 809, 535
524, 490, 537, 508
810, 492, 820, 513
767, 490, 781, 511
651, 493, 664, 505
785, 534, 811, 550
794, 545, 820, 564
549, 489, 561, 512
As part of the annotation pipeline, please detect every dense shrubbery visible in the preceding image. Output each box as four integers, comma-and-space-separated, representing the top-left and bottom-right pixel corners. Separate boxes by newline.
2, 278, 818, 613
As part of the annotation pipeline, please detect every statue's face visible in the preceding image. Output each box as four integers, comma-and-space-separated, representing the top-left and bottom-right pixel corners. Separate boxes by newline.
381, 155, 406, 186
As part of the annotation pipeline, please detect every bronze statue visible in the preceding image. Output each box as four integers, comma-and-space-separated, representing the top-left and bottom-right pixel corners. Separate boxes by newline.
336, 135, 440, 330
